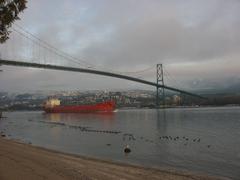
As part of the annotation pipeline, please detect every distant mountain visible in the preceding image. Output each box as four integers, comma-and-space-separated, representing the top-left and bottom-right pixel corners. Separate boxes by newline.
191, 77, 240, 95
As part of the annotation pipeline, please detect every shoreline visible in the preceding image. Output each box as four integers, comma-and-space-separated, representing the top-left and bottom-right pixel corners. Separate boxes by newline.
1, 105, 240, 112
0, 137, 228, 180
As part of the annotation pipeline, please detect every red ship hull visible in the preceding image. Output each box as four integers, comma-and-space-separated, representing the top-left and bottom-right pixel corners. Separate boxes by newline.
44, 101, 116, 113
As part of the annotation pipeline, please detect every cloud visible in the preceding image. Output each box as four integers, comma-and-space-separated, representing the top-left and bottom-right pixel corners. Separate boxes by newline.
79, 0, 240, 68
1, 0, 240, 92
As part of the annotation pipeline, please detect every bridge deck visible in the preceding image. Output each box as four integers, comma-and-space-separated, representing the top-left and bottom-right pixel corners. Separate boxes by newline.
0, 59, 204, 99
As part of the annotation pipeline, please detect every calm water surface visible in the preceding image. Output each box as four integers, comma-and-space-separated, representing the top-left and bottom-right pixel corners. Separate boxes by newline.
0, 107, 240, 179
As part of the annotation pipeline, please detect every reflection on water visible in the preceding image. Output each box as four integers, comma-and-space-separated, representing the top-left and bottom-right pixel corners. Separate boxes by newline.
156, 109, 167, 131
46, 112, 115, 122
1, 107, 240, 179
47, 113, 61, 121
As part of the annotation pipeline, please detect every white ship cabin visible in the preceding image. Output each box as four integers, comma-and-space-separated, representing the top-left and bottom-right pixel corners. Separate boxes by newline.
44, 98, 61, 108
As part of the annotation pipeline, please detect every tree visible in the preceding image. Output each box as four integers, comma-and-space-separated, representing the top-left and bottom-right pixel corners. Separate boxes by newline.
0, 0, 27, 43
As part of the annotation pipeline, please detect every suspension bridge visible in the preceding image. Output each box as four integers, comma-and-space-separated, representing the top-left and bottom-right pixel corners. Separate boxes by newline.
0, 25, 205, 104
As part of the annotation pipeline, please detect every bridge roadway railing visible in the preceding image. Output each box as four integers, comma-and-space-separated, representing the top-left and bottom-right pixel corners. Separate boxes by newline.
0, 59, 204, 99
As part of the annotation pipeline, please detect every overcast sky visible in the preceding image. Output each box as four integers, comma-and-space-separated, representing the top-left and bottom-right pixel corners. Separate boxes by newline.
0, 0, 240, 93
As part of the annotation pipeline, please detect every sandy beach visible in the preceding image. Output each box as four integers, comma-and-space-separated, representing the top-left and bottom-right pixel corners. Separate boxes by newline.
0, 137, 226, 180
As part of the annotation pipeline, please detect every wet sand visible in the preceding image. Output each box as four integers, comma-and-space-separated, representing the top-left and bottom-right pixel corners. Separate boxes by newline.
0, 137, 226, 180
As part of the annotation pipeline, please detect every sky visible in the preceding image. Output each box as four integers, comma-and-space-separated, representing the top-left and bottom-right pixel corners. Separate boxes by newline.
0, 0, 240, 93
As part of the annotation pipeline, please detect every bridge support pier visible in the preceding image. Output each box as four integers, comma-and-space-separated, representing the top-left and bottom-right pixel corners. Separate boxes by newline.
156, 64, 165, 108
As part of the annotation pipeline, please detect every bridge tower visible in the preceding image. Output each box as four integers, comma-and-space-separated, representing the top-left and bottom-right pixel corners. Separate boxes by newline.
156, 64, 165, 107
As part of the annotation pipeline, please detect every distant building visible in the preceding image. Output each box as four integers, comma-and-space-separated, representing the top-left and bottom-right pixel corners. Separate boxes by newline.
173, 95, 181, 105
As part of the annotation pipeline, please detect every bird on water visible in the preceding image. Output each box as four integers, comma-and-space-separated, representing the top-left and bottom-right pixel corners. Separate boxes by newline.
124, 145, 131, 153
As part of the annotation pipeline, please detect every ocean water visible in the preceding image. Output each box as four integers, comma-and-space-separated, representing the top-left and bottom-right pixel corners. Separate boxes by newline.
0, 107, 240, 179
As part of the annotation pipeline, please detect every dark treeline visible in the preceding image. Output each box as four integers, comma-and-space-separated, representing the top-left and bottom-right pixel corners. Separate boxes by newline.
199, 94, 240, 106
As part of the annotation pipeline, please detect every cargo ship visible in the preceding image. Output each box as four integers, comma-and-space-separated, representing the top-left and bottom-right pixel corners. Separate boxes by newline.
43, 98, 116, 113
